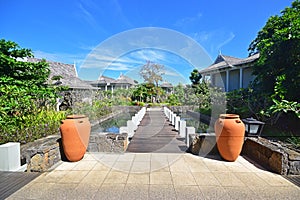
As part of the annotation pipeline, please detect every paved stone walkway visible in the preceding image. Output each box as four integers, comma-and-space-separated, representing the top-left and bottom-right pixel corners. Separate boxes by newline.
127, 108, 187, 153
5, 107, 300, 199
7, 152, 300, 199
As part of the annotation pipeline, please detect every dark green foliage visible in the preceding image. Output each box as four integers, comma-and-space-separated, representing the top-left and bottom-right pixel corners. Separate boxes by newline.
132, 83, 152, 103
248, 0, 300, 101
166, 94, 180, 106
0, 39, 64, 144
189, 69, 202, 85
226, 88, 269, 119
245, 0, 300, 137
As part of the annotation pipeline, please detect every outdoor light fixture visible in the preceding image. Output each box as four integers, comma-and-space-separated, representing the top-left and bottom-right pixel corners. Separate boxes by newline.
242, 117, 265, 137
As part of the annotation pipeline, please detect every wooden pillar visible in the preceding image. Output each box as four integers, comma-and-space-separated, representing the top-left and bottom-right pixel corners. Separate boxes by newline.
226, 70, 229, 92
239, 68, 243, 88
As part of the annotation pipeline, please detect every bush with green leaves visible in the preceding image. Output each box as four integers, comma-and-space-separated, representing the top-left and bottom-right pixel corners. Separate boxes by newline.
70, 98, 112, 121
0, 108, 65, 144
226, 1, 300, 135
0, 39, 63, 144
166, 94, 180, 106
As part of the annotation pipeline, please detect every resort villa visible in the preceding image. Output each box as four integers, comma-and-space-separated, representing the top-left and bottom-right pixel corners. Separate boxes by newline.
88, 74, 137, 92
200, 53, 260, 92
26, 52, 261, 95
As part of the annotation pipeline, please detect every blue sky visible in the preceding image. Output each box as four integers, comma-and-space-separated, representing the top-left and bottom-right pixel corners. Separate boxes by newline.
0, 0, 294, 84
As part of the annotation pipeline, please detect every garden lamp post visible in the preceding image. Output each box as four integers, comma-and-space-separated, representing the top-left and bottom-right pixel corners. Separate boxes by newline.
242, 117, 265, 137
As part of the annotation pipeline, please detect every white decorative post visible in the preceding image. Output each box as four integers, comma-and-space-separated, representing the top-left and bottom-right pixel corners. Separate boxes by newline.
171, 113, 174, 125
175, 116, 180, 131
127, 120, 136, 138
186, 127, 195, 145
0, 142, 21, 171
119, 126, 128, 134
179, 120, 186, 138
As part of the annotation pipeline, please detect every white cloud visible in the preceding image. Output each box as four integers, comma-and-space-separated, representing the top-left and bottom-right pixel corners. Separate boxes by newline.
216, 32, 235, 50
80, 48, 171, 72
75, 0, 108, 34
163, 69, 179, 77
111, 0, 133, 27
190, 30, 235, 57
191, 31, 212, 43
175, 12, 203, 28
33, 50, 85, 65
33, 50, 60, 62
77, 3, 97, 28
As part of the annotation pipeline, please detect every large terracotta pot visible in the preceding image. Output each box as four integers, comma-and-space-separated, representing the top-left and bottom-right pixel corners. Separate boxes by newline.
214, 114, 245, 161
60, 115, 91, 162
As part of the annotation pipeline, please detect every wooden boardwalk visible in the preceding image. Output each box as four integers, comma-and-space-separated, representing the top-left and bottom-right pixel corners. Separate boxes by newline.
126, 108, 188, 153
0, 171, 40, 199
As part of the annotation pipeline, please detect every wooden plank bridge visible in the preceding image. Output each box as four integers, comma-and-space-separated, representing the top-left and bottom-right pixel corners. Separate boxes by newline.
0, 171, 40, 199
126, 107, 188, 153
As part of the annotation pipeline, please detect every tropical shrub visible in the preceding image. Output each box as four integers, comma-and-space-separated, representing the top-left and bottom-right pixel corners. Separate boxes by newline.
0, 107, 65, 144
70, 99, 112, 121
0, 39, 64, 144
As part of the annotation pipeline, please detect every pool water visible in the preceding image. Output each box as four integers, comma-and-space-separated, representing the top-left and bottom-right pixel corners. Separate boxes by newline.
91, 112, 135, 134
177, 112, 212, 133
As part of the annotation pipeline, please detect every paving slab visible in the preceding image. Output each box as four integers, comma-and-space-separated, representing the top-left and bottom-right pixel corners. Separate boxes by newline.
5, 152, 300, 199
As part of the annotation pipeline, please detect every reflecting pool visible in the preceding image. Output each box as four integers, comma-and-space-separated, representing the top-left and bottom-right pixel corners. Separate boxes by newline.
91, 112, 135, 134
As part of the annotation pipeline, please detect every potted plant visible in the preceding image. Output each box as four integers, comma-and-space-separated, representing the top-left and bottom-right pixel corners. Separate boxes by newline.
214, 114, 245, 161
60, 115, 91, 162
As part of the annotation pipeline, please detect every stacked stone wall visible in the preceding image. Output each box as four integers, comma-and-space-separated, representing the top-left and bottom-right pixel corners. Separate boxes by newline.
242, 137, 300, 175
88, 133, 128, 153
20, 135, 61, 172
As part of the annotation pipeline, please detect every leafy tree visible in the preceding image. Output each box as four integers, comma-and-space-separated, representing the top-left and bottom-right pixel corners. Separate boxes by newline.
0, 39, 63, 143
263, 75, 300, 121
0, 39, 58, 115
139, 61, 164, 87
248, 0, 300, 101
173, 83, 185, 104
0, 40, 50, 87
189, 69, 202, 85
166, 94, 180, 106
132, 84, 148, 102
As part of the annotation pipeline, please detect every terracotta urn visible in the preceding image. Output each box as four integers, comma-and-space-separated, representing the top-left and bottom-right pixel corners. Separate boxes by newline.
214, 114, 245, 161
60, 115, 91, 162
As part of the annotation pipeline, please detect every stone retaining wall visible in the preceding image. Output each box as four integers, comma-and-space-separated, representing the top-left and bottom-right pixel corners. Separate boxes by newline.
242, 137, 300, 175
88, 133, 128, 153
187, 133, 218, 156
20, 135, 61, 172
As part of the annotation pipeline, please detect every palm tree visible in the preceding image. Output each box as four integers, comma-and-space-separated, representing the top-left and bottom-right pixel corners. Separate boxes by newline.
133, 84, 148, 102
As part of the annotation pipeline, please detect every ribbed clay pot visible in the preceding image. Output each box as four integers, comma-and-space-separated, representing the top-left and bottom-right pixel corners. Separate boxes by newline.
60, 115, 91, 162
214, 114, 245, 161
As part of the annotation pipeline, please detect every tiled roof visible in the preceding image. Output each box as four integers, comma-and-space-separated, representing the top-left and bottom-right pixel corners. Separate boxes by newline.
234, 53, 260, 65
27, 57, 96, 89
98, 75, 116, 84
199, 53, 259, 74
115, 75, 137, 85
160, 82, 173, 88
213, 54, 242, 65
